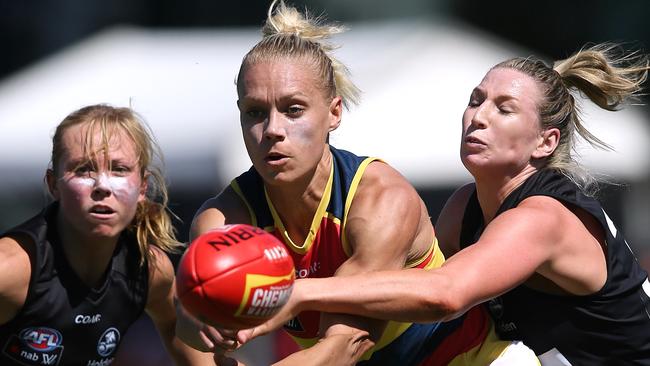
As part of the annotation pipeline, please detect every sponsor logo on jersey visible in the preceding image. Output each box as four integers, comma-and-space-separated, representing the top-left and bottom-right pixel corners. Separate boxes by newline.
2, 327, 64, 366
75, 314, 102, 324
96, 328, 120, 357
86, 357, 115, 365
20, 327, 62, 352
295, 261, 320, 278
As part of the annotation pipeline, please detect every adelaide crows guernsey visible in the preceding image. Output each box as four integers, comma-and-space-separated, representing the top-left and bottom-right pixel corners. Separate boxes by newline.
460, 169, 650, 365
233, 146, 514, 365
0, 203, 149, 366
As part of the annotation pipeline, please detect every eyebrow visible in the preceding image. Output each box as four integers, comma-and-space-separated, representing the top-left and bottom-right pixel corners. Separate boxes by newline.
241, 90, 311, 103
494, 94, 520, 104
473, 87, 520, 103
65, 157, 135, 169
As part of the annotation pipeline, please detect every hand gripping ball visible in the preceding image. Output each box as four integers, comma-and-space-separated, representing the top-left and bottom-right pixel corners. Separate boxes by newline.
176, 224, 295, 329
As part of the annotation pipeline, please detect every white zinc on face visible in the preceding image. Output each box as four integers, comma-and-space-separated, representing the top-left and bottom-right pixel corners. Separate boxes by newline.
65, 172, 142, 204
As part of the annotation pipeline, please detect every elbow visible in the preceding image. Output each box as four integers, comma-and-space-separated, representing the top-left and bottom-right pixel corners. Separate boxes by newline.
432, 297, 466, 322
419, 279, 468, 322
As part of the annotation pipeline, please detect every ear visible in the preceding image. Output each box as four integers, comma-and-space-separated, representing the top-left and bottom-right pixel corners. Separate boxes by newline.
45, 169, 59, 200
328, 96, 343, 132
139, 172, 148, 203
532, 128, 560, 159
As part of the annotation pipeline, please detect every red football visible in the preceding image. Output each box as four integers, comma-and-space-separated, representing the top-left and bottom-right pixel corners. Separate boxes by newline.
176, 224, 295, 329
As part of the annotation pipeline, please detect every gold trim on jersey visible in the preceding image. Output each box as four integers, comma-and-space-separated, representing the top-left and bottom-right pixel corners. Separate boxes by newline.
230, 179, 258, 227
406, 237, 445, 270
447, 320, 524, 366
341, 157, 381, 257
266, 161, 334, 255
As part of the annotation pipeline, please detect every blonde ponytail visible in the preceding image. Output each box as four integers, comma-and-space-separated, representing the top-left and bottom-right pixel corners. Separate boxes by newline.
495, 43, 649, 194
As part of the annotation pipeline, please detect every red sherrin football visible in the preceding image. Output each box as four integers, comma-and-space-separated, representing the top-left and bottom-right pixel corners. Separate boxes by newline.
176, 224, 295, 329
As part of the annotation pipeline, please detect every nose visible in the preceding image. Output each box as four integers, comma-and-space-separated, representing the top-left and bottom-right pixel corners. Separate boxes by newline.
470, 103, 489, 129
263, 110, 286, 141
91, 173, 112, 199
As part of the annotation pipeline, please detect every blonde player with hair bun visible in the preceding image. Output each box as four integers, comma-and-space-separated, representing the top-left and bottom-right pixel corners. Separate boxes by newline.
179, 1, 539, 365
0, 104, 213, 365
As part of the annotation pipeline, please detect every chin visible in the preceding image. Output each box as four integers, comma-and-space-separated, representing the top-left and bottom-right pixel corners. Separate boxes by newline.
261, 172, 294, 187
89, 223, 127, 239
461, 156, 492, 176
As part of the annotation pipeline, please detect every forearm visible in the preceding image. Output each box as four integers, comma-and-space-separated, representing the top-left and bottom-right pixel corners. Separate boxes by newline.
166, 336, 215, 365
298, 269, 459, 323
272, 331, 373, 366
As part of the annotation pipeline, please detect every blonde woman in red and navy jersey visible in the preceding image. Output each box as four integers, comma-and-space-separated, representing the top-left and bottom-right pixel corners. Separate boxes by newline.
176, 1, 538, 365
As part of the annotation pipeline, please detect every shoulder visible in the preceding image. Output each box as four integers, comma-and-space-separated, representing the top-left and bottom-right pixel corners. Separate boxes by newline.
485, 195, 567, 246
437, 182, 476, 225
447, 182, 476, 210
435, 182, 475, 256
516, 195, 571, 221
350, 161, 423, 221
0, 234, 34, 324
346, 161, 425, 243
191, 184, 252, 240
356, 161, 419, 202
145, 246, 175, 306
512, 195, 577, 231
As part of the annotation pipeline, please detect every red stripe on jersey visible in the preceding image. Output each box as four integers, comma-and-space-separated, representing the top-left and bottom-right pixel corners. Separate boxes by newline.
418, 306, 490, 366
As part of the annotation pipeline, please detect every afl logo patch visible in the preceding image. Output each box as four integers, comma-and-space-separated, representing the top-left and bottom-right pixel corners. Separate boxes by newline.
3, 327, 64, 366
97, 327, 120, 357
19, 327, 63, 352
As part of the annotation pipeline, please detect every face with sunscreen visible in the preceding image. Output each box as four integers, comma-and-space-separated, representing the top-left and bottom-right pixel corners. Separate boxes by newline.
47, 122, 146, 239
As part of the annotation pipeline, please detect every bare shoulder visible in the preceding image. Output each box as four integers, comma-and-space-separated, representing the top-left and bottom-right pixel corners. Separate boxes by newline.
148, 245, 174, 279
435, 182, 475, 256
0, 234, 34, 324
485, 195, 566, 246
516, 195, 571, 224
351, 161, 423, 224
356, 161, 420, 206
146, 246, 175, 307
343, 161, 428, 266
444, 182, 476, 212
190, 184, 252, 240
513, 195, 588, 238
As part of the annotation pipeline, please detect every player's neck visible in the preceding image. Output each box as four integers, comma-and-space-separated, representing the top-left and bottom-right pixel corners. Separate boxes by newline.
266, 148, 332, 239
474, 165, 538, 224
56, 215, 118, 288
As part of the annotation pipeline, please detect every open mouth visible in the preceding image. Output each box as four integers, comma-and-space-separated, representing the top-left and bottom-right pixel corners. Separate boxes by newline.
89, 205, 116, 216
465, 136, 485, 145
265, 152, 288, 162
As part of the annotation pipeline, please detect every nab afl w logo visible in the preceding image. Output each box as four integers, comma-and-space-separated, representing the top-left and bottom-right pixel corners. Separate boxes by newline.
97, 327, 120, 357
2, 327, 64, 365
